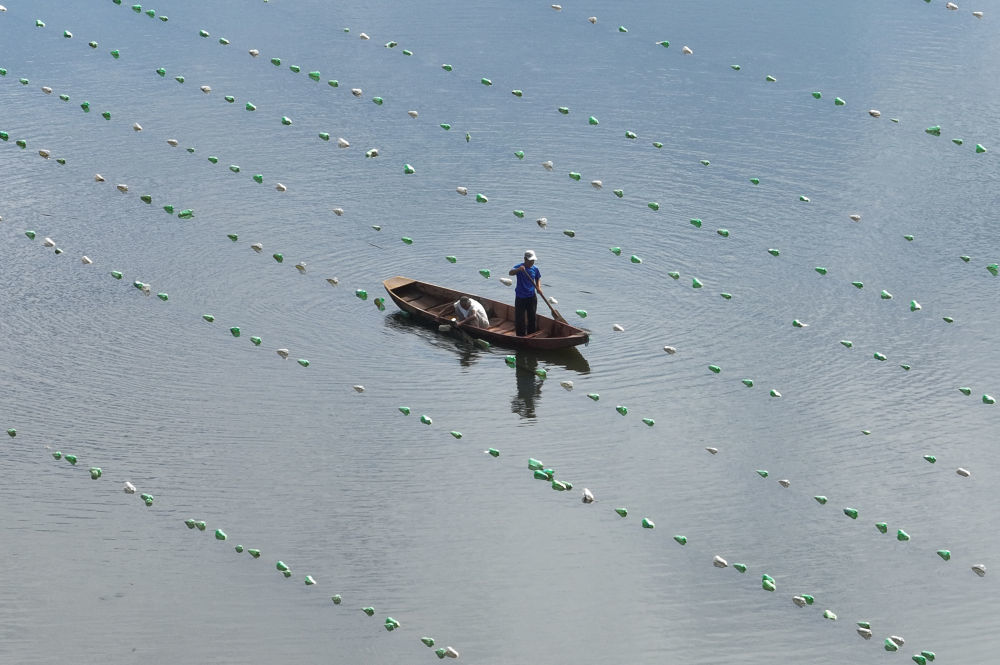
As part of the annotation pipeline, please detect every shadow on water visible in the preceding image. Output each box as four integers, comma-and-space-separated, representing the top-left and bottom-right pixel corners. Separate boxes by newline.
383, 311, 487, 366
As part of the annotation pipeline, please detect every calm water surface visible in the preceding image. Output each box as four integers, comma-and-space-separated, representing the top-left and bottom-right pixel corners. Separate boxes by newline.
1, 1, 997, 664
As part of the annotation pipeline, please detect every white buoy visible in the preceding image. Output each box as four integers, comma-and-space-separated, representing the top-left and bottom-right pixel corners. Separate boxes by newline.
81, 256, 93, 264
612, 324, 624, 332
946, 2, 958, 9
407, 110, 419, 118
778, 479, 790, 488
167, 138, 179, 146
332, 208, 344, 216
581, 487, 594, 503
276, 349, 290, 359
682, 45, 693, 54
548, 297, 557, 305
444, 647, 459, 659
857, 628, 872, 640
94, 174, 105, 182
541, 160, 554, 171
41, 86, 52, 94
560, 380, 574, 390
499, 277, 513, 286
792, 596, 806, 607
663, 346, 676, 354
359, 32, 370, 40
351, 88, 363, 97
132, 122, 142, 132
551, 4, 562, 10
353, 385, 365, 393
251, 243, 263, 253
536, 217, 547, 228
868, 109, 881, 118
295, 262, 306, 273
42, 237, 55, 247
200, 85, 212, 93
337, 137, 350, 148
956, 467, 971, 477
275, 183, 287, 192
705, 447, 718, 454
712, 555, 728, 568
972, 564, 986, 577
140, 283, 150, 295
588, 16, 597, 23
456, 186, 468, 196
0, 5, 7, 10
248, 49, 260, 57
123, 481, 136, 494
116, 184, 128, 193
591, 180, 603, 189
889, 636, 905, 647
365, 148, 379, 157
849, 214, 861, 222
973, 11, 983, 18
326, 277, 339, 286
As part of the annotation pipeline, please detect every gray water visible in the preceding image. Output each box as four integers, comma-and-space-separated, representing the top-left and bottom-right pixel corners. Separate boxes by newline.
1, 1, 997, 663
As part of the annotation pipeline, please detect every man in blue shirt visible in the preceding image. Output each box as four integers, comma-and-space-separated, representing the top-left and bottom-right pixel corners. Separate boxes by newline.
509, 249, 541, 336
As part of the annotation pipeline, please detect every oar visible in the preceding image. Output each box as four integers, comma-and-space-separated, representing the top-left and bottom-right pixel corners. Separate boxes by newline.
534, 284, 568, 324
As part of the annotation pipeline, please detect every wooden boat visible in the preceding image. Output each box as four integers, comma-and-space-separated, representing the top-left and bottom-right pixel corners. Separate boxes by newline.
383, 276, 589, 350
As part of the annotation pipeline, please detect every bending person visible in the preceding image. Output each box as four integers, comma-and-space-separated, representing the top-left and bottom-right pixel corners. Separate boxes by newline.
453, 295, 490, 328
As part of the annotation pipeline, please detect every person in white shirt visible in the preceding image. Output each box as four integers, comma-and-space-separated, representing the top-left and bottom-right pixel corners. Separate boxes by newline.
453, 295, 490, 329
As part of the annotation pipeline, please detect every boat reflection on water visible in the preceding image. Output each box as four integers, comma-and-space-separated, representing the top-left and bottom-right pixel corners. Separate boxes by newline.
383, 312, 590, 418
510, 348, 590, 420
382, 310, 477, 363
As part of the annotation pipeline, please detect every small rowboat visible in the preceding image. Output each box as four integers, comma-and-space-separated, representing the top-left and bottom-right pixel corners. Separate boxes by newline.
383, 276, 589, 350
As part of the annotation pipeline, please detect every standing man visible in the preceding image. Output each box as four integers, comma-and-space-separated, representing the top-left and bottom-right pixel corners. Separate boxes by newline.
509, 249, 541, 336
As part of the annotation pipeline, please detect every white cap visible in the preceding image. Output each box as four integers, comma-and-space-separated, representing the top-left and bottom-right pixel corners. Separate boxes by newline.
524, 249, 537, 262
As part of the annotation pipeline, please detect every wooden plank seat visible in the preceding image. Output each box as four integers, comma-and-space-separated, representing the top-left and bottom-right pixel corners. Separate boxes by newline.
425, 302, 454, 316
487, 321, 516, 334
406, 296, 444, 311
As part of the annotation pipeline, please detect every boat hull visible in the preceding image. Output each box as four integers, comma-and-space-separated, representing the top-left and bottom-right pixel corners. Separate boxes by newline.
383, 276, 589, 350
